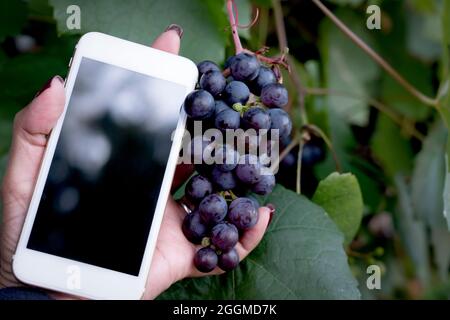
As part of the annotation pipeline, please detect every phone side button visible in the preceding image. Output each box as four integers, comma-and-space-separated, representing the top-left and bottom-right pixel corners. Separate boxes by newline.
68, 57, 73, 68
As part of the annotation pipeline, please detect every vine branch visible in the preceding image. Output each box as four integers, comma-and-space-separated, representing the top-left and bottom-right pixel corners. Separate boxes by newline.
227, 0, 244, 54
311, 0, 439, 108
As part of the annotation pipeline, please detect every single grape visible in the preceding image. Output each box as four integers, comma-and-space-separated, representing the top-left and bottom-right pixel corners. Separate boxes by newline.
215, 108, 240, 132
247, 195, 261, 210
223, 81, 250, 106
216, 145, 239, 172
200, 70, 226, 98
280, 152, 296, 169
211, 166, 237, 191
211, 222, 239, 252
251, 167, 276, 195
228, 197, 259, 230
249, 66, 277, 95
302, 143, 324, 167
268, 108, 292, 139
194, 247, 218, 273
261, 83, 289, 108
224, 55, 237, 69
185, 174, 213, 203
197, 60, 220, 78
199, 194, 228, 225
230, 52, 260, 82
235, 154, 261, 185
218, 248, 240, 271
184, 90, 215, 120
182, 211, 208, 244
215, 100, 230, 115
243, 107, 272, 131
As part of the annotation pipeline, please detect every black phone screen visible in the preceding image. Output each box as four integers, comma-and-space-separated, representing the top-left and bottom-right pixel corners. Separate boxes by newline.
27, 57, 186, 276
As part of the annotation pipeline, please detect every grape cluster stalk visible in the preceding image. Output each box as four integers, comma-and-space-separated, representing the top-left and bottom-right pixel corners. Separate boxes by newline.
181, 51, 292, 273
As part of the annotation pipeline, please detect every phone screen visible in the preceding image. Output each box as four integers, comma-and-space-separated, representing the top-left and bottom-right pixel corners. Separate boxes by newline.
27, 57, 186, 276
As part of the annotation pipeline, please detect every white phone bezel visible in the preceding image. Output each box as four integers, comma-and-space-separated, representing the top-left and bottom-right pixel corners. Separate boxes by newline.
12, 32, 198, 300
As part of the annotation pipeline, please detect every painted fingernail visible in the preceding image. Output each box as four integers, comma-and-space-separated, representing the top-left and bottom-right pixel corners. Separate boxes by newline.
35, 76, 64, 98
267, 203, 275, 227
165, 24, 184, 39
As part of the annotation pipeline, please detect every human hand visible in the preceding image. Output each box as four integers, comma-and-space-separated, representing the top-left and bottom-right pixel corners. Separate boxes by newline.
0, 26, 272, 300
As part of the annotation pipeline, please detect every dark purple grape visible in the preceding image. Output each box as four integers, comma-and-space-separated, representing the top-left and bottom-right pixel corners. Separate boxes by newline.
185, 174, 213, 203
235, 154, 261, 185
200, 70, 226, 98
228, 197, 259, 230
182, 211, 208, 244
230, 52, 260, 82
215, 100, 230, 115
211, 166, 237, 191
194, 247, 218, 273
216, 145, 239, 172
247, 195, 261, 210
268, 108, 292, 139
243, 107, 271, 131
302, 143, 324, 166
184, 90, 215, 120
211, 222, 239, 252
199, 194, 228, 225
224, 55, 237, 69
224, 81, 250, 106
280, 152, 296, 168
251, 167, 275, 195
215, 108, 240, 132
218, 248, 240, 271
197, 60, 220, 78
249, 66, 277, 95
261, 83, 289, 108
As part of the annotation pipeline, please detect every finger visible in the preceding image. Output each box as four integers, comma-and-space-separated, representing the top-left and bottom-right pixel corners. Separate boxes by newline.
151, 24, 183, 54
235, 206, 271, 259
1, 76, 65, 209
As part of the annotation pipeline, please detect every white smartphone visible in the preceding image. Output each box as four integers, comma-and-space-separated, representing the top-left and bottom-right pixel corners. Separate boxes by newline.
12, 32, 198, 299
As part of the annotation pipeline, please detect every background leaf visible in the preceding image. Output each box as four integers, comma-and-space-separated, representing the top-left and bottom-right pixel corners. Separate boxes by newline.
312, 172, 363, 245
49, 0, 229, 63
159, 185, 360, 299
0, 0, 27, 42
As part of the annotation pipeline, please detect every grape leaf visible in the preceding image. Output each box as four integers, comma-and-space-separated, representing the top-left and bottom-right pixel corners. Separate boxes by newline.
411, 122, 447, 228
0, 0, 27, 42
48, 0, 228, 63
319, 9, 379, 126
312, 172, 363, 245
159, 185, 360, 299
371, 114, 413, 180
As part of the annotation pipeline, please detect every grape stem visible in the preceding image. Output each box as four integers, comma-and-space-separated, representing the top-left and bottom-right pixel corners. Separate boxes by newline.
311, 0, 439, 108
227, 0, 244, 54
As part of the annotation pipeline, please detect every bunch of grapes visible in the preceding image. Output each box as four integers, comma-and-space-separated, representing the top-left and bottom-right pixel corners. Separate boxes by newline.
181, 52, 292, 273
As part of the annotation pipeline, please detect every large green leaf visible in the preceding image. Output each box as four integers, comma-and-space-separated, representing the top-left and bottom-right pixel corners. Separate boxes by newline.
411, 122, 447, 227
0, 0, 27, 42
312, 172, 363, 245
319, 9, 379, 127
371, 114, 413, 180
49, 0, 229, 63
159, 185, 360, 299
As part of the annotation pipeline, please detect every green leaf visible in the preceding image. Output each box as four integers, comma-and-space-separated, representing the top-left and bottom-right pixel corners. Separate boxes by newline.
312, 172, 363, 245
411, 122, 447, 228
371, 114, 413, 180
159, 185, 360, 299
394, 175, 431, 287
0, 0, 27, 42
49, 0, 228, 63
319, 9, 379, 126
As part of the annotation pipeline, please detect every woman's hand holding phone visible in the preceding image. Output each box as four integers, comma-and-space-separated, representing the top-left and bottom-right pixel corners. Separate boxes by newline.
0, 26, 271, 300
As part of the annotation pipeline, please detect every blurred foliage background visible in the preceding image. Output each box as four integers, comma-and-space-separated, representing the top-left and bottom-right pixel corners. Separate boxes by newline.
1, 0, 450, 299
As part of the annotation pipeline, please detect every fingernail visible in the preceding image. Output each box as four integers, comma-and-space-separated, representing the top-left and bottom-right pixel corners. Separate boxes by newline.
165, 24, 184, 39
35, 76, 64, 98
267, 203, 275, 227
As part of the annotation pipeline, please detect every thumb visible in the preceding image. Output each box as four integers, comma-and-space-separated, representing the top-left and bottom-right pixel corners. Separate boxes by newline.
2, 76, 65, 208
